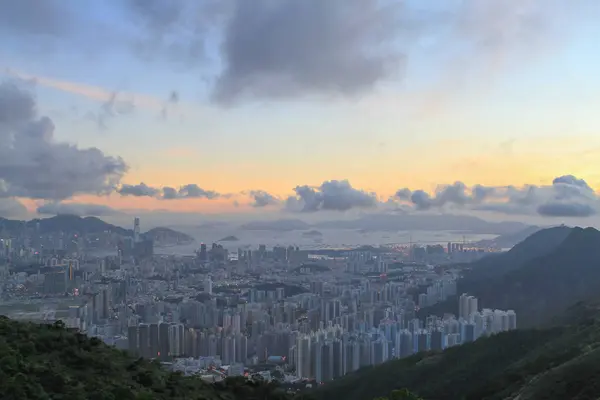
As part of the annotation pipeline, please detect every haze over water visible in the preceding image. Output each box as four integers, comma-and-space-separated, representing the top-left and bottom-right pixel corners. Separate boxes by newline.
155, 227, 497, 256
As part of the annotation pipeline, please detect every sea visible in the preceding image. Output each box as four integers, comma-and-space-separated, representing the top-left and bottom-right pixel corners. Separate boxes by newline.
154, 227, 498, 256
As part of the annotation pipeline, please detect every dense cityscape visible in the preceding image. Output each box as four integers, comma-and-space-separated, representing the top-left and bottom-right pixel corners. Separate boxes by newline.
0, 216, 516, 385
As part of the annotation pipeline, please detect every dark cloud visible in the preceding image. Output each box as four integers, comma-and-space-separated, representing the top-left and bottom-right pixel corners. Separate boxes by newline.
0, 81, 128, 200
213, 0, 404, 104
163, 184, 220, 200
249, 190, 280, 208
286, 180, 377, 212
0, 0, 74, 37
117, 182, 161, 197
393, 175, 599, 218
37, 202, 120, 217
5, 0, 593, 108
124, 0, 228, 67
118, 182, 220, 200
537, 202, 596, 218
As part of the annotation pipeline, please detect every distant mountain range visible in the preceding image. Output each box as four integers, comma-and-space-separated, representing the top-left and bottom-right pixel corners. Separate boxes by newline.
218, 235, 240, 242
239, 214, 531, 235
472, 225, 543, 249
423, 225, 600, 328
0, 215, 194, 244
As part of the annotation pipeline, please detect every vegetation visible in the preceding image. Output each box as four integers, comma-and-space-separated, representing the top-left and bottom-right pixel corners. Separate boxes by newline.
313, 303, 600, 400
373, 389, 423, 400
0, 316, 296, 400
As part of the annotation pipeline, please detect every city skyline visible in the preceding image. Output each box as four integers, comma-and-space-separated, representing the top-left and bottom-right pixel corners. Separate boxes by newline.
2, 0, 600, 224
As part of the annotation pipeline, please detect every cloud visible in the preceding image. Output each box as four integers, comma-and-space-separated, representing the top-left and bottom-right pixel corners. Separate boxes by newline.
118, 182, 220, 200
0, 81, 128, 200
123, 0, 228, 66
37, 202, 120, 217
393, 175, 599, 218
4, 0, 595, 108
117, 182, 161, 197
286, 180, 378, 212
212, 0, 404, 103
0, 0, 74, 37
249, 190, 280, 208
537, 202, 595, 218
93, 91, 136, 130
163, 184, 220, 200
0, 198, 28, 218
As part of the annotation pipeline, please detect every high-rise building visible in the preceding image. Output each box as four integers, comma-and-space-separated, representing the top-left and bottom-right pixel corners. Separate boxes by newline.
128, 325, 138, 356
133, 217, 141, 243
138, 324, 150, 358
150, 323, 159, 359
204, 276, 213, 295
296, 335, 311, 379
459, 293, 478, 320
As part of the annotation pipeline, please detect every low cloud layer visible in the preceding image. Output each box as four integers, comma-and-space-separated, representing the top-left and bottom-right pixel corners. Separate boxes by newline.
37, 202, 120, 217
118, 182, 220, 200
394, 175, 599, 218
0, 81, 128, 200
285, 180, 378, 212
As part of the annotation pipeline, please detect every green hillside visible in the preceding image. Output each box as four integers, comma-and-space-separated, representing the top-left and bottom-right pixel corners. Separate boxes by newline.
0, 316, 295, 400
313, 303, 600, 400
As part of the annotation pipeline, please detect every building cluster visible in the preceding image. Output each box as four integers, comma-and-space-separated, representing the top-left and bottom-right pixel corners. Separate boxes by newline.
290, 294, 516, 382
0, 217, 515, 384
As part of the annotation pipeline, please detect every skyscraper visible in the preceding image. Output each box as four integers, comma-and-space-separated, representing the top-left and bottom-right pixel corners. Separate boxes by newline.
204, 276, 213, 295
133, 217, 140, 243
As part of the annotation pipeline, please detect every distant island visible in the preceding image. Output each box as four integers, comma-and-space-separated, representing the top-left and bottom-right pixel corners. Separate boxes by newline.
144, 227, 194, 246
302, 229, 323, 238
218, 235, 240, 242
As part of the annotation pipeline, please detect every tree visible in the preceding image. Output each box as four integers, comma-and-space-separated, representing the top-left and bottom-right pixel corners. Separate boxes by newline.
374, 389, 423, 400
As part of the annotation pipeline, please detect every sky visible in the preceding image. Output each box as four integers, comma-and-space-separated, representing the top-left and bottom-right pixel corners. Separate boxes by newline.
2, 0, 600, 226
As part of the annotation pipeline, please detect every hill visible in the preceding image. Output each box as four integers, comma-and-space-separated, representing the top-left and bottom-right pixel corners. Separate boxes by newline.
313, 302, 600, 400
420, 226, 576, 325
218, 235, 240, 242
144, 227, 194, 246
0, 215, 191, 244
464, 225, 573, 281
473, 225, 542, 249
0, 316, 298, 400
0, 214, 131, 236
477, 227, 600, 327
